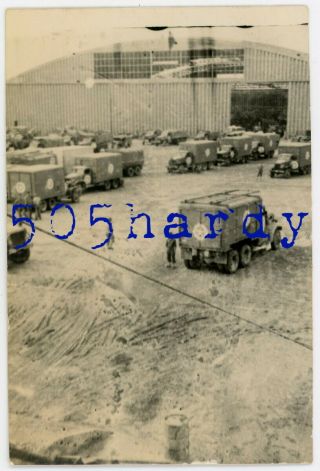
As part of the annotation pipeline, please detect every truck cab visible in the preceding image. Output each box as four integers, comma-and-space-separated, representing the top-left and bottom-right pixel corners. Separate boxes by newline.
65, 165, 92, 188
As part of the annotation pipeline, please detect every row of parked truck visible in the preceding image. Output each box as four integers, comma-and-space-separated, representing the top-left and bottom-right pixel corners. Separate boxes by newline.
7, 146, 145, 212
167, 134, 311, 177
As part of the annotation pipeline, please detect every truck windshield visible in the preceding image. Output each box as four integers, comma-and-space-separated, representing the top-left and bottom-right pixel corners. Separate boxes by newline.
72, 166, 85, 174
219, 145, 231, 152
173, 150, 187, 160
276, 154, 291, 164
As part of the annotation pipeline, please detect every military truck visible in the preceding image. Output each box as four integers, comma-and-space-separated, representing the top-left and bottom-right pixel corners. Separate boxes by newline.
248, 132, 280, 160
143, 129, 162, 145
179, 190, 282, 274
34, 133, 72, 148
7, 149, 58, 166
114, 149, 144, 177
7, 225, 32, 264
155, 129, 188, 145
223, 125, 245, 137
66, 152, 124, 191
7, 164, 81, 211
270, 142, 311, 178
167, 140, 218, 173
93, 131, 114, 152
6, 126, 37, 150
217, 135, 253, 165
195, 130, 220, 141
113, 133, 132, 149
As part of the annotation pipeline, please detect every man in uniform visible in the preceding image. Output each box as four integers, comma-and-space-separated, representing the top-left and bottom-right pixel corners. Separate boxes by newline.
33, 195, 42, 221
257, 163, 264, 180
166, 238, 177, 268
107, 217, 115, 250
23, 192, 33, 219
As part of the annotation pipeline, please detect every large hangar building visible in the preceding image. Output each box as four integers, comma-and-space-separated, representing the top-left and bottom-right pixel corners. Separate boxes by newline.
6, 37, 310, 136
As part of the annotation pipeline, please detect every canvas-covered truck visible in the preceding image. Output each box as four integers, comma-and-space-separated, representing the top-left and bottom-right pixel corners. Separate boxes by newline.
179, 190, 282, 274
248, 132, 280, 160
155, 129, 188, 146
7, 225, 32, 264
167, 140, 218, 173
44, 145, 94, 175
113, 133, 133, 149
217, 135, 253, 165
7, 149, 58, 166
115, 149, 144, 177
66, 152, 124, 191
270, 142, 311, 178
7, 164, 81, 211
34, 133, 72, 148
93, 131, 114, 152
194, 130, 220, 141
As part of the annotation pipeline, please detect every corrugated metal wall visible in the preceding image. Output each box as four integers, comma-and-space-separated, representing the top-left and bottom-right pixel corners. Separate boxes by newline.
6, 44, 310, 136
6, 81, 232, 134
244, 47, 309, 82
287, 81, 310, 135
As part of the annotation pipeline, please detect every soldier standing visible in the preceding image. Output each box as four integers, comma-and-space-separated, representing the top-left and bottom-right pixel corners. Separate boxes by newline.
33, 195, 42, 221
257, 164, 264, 180
23, 192, 33, 219
107, 217, 115, 250
166, 238, 177, 268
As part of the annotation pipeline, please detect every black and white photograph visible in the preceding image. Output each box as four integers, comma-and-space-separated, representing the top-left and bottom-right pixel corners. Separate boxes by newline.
4, 4, 314, 466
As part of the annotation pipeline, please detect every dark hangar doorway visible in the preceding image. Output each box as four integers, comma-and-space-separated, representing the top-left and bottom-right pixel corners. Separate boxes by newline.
231, 85, 288, 135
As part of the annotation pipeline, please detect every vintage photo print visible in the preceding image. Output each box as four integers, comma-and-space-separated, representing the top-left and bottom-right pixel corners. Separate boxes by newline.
5, 4, 312, 465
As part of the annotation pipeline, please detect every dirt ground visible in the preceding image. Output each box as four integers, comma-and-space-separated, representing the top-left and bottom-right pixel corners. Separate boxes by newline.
7, 140, 312, 464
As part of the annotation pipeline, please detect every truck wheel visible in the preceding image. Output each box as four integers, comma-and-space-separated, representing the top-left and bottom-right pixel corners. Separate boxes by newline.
9, 248, 30, 264
71, 187, 81, 203
184, 257, 200, 269
225, 249, 240, 274
271, 228, 281, 250
40, 200, 47, 213
270, 171, 274, 178
104, 181, 111, 191
47, 198, 57, 210
285, 169, 291, 178
134, 166, 141, 176
127, 167, 135, 177
239, 244, 252, 268
112, 179, 120, 189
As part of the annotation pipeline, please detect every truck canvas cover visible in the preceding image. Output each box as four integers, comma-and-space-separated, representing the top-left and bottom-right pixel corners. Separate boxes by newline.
115, 148, 144, 167
7, 164, 65, 200
179, 190, 262, 251
220, 135, 252, 152
179, 140, 218, 162
75, 152, 123, 182
42, 146, 94, 174
7, 149, 57, 166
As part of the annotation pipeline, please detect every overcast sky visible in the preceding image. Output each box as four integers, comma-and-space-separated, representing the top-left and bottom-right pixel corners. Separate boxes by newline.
6, 6, 309, 79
